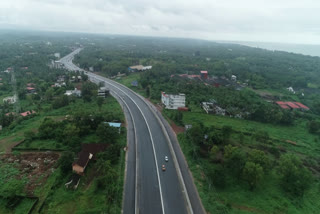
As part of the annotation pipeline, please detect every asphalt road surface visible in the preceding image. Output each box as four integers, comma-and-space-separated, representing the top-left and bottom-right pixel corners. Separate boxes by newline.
59, 49, 205, 214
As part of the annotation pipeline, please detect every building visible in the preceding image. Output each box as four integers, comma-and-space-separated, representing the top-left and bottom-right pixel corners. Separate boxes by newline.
53, 60, 63, 69
200, 71, 208, 79
72, 143, 109, 175
128, 65, 152, 72
231, 75, 237, 81
104, 122, 121, 133
26, 87, 36, 94
128, 65, 144, 72
65, 88, 81, 97
201, 100, 226, 115
98, 87, 109, 98
287, 87, 295, 94
161, 92, 186, 109
54, 53, 60, 58
3, 95, 17, 104
276, 101, 309, 110
20, 110, 36, 117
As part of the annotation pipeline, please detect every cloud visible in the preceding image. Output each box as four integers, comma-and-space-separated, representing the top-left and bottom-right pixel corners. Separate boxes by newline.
1, 0, 320, 44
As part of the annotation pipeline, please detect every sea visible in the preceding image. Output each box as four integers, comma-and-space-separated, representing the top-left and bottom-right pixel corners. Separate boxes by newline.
229, 41, 320, 57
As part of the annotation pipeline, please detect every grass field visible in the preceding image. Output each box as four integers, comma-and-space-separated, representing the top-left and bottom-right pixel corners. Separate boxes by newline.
115, 73, 148, 97
182, 111, 320, 159
0, 197, 37, 214
38, 130, 127, 214
0, 94, 126, 213
178, 133, 320, 214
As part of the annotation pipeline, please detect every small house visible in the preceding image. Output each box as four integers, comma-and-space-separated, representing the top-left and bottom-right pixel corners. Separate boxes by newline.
72, 143, 109, 175
20, 110, 36, 117
104, 122, 121, 133
65, 88, 81, 97
200, 71, 208, 79
26, 87, 36, 94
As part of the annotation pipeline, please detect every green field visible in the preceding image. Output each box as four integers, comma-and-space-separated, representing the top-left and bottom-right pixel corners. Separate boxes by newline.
183, 111, 320, 158
178, 133, 320, 214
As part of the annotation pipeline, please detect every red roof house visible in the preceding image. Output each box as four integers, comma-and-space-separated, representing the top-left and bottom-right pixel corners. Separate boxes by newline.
276, 101, 309, 110
20, 110, 36, 117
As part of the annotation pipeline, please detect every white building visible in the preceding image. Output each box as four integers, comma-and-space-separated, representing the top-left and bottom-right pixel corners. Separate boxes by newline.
98, 87, 109, 98
54, 53, 60, 58
3, 95, 17, 104
65, 88, 81, 97
161, 92, 185, 109
231, 75, 237, 81
287, 87, 296, 94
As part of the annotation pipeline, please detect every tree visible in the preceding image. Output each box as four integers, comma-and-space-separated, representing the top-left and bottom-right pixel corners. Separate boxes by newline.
221, 125, 232, 141
58, 151, 75, 175
242, 161, 264, 190
224, 145, 246, 179
146, 86, 150, 97
97, 97, 104, 111
45, 87, 54, 101
96, 123, 119, 143
247, 149, 270, 173
38, 118, 57, 139
278, 154, 313, 196
82, 82, 97, 102
308, 120, 320, 134
95, 160, 118, 203
62, 124, 80, 148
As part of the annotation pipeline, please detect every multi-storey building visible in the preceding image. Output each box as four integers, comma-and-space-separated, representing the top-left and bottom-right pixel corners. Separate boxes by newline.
161, 92, 186, 109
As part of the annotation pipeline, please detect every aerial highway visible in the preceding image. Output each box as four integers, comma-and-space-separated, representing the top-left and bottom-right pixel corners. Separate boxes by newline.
59, 48, 205, 214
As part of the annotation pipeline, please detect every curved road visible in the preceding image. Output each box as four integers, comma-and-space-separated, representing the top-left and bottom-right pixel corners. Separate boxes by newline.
60, 49, 205, 214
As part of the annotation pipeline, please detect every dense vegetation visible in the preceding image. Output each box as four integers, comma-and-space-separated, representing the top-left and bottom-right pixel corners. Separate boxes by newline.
73, 35, 320, 213
0, 31, 126, 213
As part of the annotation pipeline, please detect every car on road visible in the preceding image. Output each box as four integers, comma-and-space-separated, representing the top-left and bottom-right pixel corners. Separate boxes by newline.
165, 156, 168, 162
162, 164, 166, 171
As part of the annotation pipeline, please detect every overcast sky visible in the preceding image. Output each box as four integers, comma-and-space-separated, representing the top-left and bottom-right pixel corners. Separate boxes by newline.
1, 0, 320, 44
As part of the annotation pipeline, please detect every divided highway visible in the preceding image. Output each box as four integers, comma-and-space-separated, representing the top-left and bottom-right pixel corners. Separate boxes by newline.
60, 49, 205, 214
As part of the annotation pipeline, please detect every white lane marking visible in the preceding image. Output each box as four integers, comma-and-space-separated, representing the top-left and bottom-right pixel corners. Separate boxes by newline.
90, 74, 165, 214
63, 52, 165, 214
109, 90, 139, 214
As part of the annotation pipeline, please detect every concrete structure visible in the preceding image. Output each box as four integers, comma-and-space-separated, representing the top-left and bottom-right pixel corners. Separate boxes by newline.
201, 101, 226, 115
161, 92, 186, 109
54, 53, 60, 58
200, 71, 208, 79
3, 95, 17, 104
65, 88, 81, 97
231, 75, 237, 81
53, 60, 63, 69
128, 65, 152, 72
287, 87, 295, 94
98, 87, 109, 98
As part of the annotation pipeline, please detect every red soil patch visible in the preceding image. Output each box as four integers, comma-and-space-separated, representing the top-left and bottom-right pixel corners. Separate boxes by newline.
171, 122, 184, 134
0, 152, 60, 195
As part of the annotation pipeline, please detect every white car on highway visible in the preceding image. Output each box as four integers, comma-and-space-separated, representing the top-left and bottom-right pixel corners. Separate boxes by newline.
165, 156, 168, 162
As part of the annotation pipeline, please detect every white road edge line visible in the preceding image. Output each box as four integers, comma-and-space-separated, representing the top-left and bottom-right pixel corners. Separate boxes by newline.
90, 75, 165, 214
93, 72, 194, 214
105, 78, 194, 214
110, 90, 139, 214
